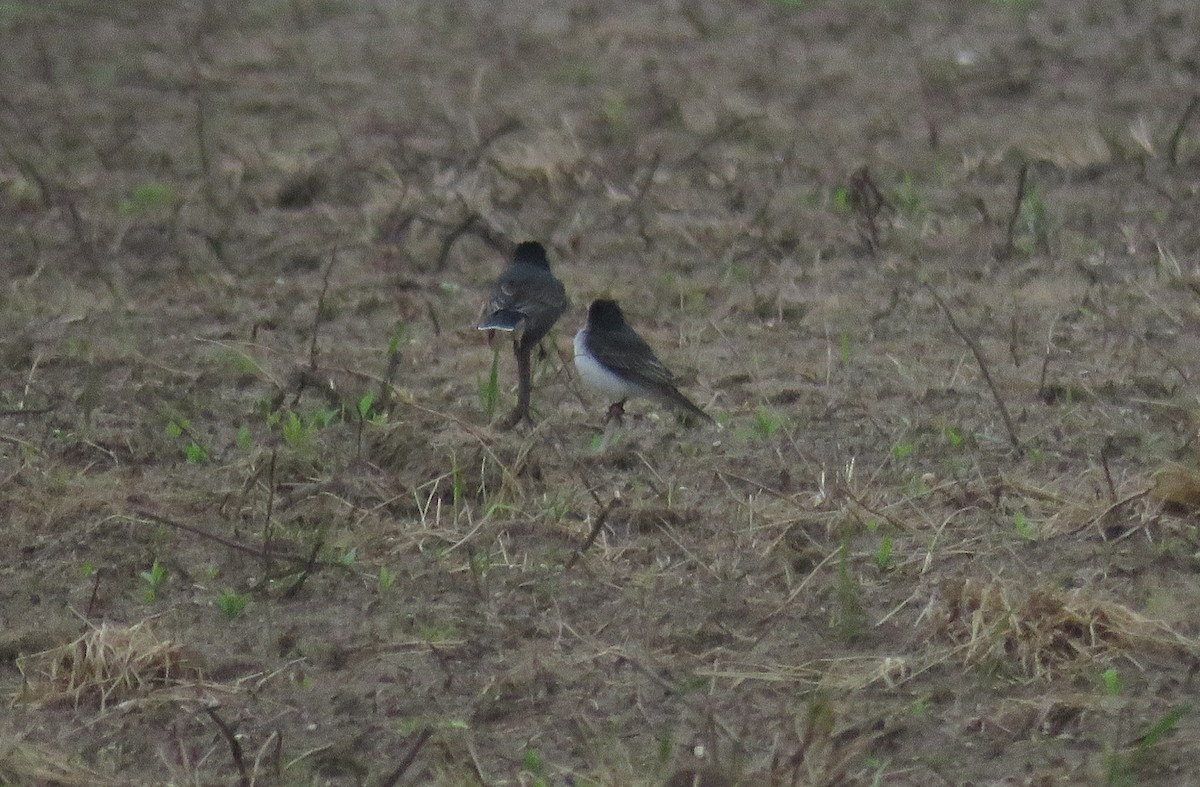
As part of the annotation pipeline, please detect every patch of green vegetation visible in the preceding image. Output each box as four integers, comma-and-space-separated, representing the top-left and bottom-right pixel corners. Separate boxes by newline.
418, 622, 459, 644
4, 174, 40, 206
1100, 667, 1123, 696
214, 348, 263, 379
139, 560, 166, 603
834, 540, 867, 641
942, 425, 973, 450
830, 184, 853, 214
184, 442, 208, 463
1103, 706, 1189, 786
873, 535, 893, 572
889, 172, 924, 217
752, 406, 783, 438
1014, 182, 1050, 255
602, 92, 633, 142
354, 391, 382, 457
119, 182, 175, 216
165, 418, 208, 463
450, 454, 464, 516
521, 747, 545, 775
0, 2, 28, 31
478, 347, 500, 418
215, 589, 250, 619
556, 57, 596, 86
376, 565, 395, 594
1012, 511, 1035, 540
356, 392, 375, 422
467, 548, 488, 580
268, 407, 338, 458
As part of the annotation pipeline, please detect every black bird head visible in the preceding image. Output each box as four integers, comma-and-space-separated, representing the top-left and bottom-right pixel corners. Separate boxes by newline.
512, 241, 550, 268
588, 299, 627, 330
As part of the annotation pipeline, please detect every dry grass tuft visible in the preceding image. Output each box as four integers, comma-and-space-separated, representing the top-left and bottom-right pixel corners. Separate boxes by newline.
933, 578, 1200, 678
15, 621, 203, 710
1150, 463, 1200, 512
763, 699, 884, 787
0, 736, 113, 787
819, 656, 913, 691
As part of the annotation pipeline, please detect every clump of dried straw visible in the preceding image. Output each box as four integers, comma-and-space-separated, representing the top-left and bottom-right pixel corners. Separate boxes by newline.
15, 621, 203, 710
0, 736, 112, 787
933, 578, 1200, 678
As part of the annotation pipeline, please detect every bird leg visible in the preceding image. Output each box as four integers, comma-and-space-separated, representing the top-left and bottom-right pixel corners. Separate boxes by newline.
501, 342, 534, 429
594, 399, 626, 452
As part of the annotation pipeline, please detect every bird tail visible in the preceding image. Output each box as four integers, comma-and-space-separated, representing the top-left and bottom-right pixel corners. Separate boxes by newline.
660, 387, 714, 425
477, 310, 525, 332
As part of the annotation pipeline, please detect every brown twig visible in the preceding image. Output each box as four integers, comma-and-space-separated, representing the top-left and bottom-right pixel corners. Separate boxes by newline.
84, 568, 102, 619
1168, 94, 1200, 167
281, 539, 326, 599
192, 79, 212, 183
1076, 489, 1151, 536
1100, 438, 1118, 503
378, 727, 434, 787
609, 153, 662, 248
923, 282, 1022, 453
0, 406, 55, 417
462, 117, 523, 173
308, 242, 339, 370
1000, 162, 1029, 259
432, 207, 508, 271
401, 398, 494, 445
848, 166, 892, 254
202, 702, 249, 787
379, 341, 403, 412
251, 730, 283, 783
868, 288, 901, 329
133, 509, 331, 567
678, 114, 763, 168
262, 449, 278, 573
1008, 312, 1021, 367
1036, 316, 1059, 400
565, 496, 622, 572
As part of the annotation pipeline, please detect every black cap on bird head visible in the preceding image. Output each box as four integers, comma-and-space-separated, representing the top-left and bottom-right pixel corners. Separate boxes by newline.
587, 299, 627, 329
511, 241, 549, 268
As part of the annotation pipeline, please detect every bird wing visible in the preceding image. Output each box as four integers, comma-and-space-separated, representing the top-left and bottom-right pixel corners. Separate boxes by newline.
586, 324, 677, 389
480, 267, 567, 327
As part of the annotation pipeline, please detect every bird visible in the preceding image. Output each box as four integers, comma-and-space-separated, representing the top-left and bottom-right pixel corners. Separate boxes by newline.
574, 298, 712, 427
477, 241, 569, 428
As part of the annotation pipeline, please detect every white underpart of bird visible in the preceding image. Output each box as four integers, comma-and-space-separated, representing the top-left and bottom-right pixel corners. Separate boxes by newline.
573, 327, 644, 402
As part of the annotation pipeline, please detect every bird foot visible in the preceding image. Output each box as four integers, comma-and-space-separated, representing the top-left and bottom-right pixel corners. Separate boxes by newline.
604, 401, 626, 426
500, 406, 531, 431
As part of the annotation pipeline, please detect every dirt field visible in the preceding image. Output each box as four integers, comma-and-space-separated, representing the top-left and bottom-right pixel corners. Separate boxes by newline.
4, 1, 1200, 784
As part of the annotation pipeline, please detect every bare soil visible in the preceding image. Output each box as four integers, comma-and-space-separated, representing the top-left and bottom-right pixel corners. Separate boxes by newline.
4, 1, 1200, 785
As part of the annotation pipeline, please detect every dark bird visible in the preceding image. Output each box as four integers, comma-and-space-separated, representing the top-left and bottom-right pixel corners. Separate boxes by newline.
574, 299, 712, 426
477, 241, 569, 427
